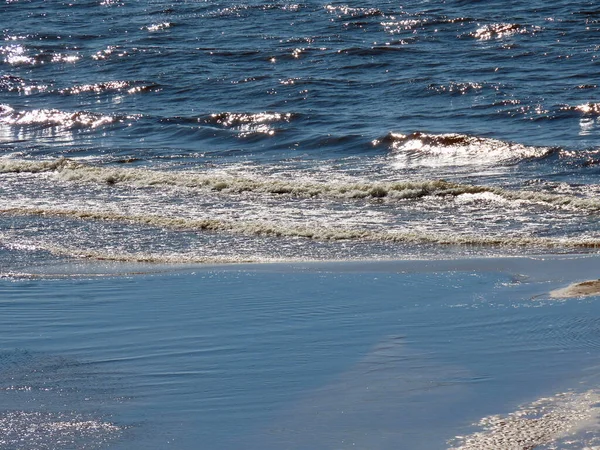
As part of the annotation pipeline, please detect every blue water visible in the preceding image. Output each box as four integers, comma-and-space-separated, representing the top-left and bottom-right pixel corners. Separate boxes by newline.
1, 260, 600, 449
2, 1, 600, 448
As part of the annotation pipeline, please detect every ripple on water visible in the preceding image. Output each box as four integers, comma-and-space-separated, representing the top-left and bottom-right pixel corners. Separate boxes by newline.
0, 350, 125, 449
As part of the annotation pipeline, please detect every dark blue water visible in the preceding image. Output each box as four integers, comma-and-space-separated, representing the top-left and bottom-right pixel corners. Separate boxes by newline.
3, 0, 600, 151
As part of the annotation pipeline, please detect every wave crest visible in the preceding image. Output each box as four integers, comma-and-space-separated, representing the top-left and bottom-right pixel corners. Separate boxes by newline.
0, 105, 128, 129
0, 158, 493, 200
3, 158, 600, 213
468, 23, 541, 40
378, 132, 555, 167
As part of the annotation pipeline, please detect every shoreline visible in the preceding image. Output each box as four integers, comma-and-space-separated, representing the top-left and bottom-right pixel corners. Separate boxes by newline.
4, 253, 600, 297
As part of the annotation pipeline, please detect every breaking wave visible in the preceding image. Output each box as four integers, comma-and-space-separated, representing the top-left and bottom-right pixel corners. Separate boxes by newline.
1, 157, 600, 212
378, 132, 556, 167
2, 206, 600, 252
0, 105, 128, 129
0, 158, 486, 200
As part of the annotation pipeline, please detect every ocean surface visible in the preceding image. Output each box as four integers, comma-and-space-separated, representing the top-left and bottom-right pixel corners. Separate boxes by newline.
2, 0, 600, 448
2, 0, 600, 265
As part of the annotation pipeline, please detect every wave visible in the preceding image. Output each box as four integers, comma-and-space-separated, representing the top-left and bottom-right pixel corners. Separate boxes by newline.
427, 81, 500, 95
0, 103, 290, 134
1, 43, 80, 66
4, 241, 264, 265
92, 45, 125, 61
381, 16, 473, 34
3, 158, 476, 200
467, 23, 542, 40
336, 46, 411, 56
144, 22, 174, 32
562, 102, 600, 115
2, 157, 600, 212
0, 105, 130, 129
208, 3, 302, 18
0, 75, 48, 94
58, 80, 159, 95
160, 111, 295, 136
204, 112, 294, 127
512, 103, 600, 121
378, 132, 556, 166
324, 5, 383, 19
3, 206, 600, 252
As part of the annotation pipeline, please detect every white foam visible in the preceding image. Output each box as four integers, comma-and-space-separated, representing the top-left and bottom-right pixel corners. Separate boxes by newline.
448, 390, 600, 449
386, 132, 554, 168
2, 206, 600, 260
2, 158, 598, 214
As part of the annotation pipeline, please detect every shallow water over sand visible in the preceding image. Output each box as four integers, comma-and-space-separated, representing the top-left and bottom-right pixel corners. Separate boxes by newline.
2, 257, 600, 449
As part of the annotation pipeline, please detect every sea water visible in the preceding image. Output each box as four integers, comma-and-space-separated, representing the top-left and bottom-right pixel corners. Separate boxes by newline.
2, 258, 600, 449
2, 0, 600, 448
2, 0, 600, 263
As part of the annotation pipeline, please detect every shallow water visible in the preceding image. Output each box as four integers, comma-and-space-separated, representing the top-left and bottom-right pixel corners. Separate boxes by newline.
1, 258, 600, 449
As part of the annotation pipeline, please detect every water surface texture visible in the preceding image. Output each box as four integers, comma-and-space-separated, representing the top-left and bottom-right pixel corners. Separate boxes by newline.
2, 0, 600, 266
3, 2, 600, 449
2, 262, 600, 449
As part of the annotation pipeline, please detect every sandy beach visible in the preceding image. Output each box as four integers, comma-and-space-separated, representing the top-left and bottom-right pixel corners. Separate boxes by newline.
551, 279, 600, 299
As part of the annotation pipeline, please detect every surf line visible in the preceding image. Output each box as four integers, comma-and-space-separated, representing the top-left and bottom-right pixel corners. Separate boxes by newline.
3, 158, 600, 211
2, 206, 600, 249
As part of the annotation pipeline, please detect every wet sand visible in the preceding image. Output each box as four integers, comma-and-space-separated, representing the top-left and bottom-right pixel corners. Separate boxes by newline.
448, 390, 600, 449
551, 279, 600, 299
